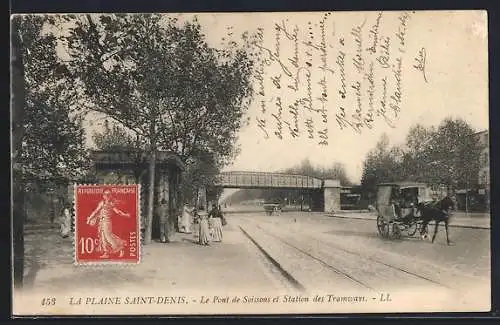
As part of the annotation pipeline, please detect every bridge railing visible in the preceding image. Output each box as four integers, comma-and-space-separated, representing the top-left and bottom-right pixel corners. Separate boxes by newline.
215, 171, 323, 189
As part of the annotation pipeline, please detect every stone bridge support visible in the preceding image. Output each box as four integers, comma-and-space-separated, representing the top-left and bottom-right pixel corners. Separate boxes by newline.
323, 179, 341, 213
310, 189, 324, 212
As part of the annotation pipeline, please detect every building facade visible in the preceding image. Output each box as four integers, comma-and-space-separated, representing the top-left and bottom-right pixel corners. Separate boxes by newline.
476, 130, 490, 211
90, 150, 185, 240
455, 130, 490, 212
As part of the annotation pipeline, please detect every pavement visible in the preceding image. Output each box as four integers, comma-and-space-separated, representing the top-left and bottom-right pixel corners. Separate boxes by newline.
18, 222, 282, 299
327, 211, 491, 229
244, 213, 491, 278
14, 211, 491, 315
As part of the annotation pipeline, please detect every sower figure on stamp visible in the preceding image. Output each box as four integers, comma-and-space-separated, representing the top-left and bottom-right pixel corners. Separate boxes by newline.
86, 190, 130, 258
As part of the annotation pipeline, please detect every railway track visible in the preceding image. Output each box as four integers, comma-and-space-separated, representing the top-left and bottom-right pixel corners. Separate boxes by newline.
258, 215, 488, 287
238, 218, 376, 294
238, 216, 452, 295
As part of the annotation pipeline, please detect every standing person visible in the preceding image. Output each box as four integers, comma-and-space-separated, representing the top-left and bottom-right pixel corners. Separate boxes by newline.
219, 204, 228, 226
180, 203, 193, 234
192, 207, 199, 239
208, 204, 223, 242
198, 209, 210, 246
158, 199, 169, 243
60, 206, 71, 238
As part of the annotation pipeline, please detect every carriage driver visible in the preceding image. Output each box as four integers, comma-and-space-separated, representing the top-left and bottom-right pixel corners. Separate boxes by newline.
391, 188, 403, 219
404, 190, 419, 219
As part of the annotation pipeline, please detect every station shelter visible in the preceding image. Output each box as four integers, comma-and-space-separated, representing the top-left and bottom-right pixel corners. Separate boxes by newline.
86, 149, 184, 240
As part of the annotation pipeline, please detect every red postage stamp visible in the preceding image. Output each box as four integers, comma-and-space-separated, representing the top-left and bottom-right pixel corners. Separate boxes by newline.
74, 184, 140, 265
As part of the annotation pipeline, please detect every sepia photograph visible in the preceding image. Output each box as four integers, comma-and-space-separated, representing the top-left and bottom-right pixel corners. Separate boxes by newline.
11, 10, 490, 315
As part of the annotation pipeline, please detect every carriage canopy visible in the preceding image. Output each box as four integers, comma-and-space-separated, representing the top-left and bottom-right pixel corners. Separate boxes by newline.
377, 182, 433, 205
376, 182, 433, 223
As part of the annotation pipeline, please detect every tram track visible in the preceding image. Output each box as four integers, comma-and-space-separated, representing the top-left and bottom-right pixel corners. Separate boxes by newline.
238, 218, 377, 294
254, 218, 451, 290
239, 226, 306, 293
283, 215, 490, 285
251, 225, 375, 291
238, 216, 453, 294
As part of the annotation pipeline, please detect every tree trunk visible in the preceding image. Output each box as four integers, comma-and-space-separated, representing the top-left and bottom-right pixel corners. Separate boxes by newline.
144, 148, 156, 245
174, 185, 182, 233
11, 19, 26, 289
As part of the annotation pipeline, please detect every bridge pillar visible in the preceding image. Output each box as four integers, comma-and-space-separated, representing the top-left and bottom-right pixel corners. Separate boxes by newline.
310, 189, 324, 212
323, 179, 341, 213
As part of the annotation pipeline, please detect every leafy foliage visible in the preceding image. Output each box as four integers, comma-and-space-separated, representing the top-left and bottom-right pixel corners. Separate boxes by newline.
17, 15, 89, 184
63, 14, 255, 242
286, 158, 353, 186
65, 14, 254, 162
92, 120, 141, 151
425, 118, 481, 188
181, 148, 224, 203
361, 118, 483, 200
360, 133, 404, 198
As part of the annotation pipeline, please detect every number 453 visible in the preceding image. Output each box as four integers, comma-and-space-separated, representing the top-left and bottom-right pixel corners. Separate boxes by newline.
41, 297, 56, 306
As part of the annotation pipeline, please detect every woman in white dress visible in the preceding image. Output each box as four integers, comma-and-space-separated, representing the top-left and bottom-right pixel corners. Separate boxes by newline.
180, 203, 193, 233
208, 204, 223, 242
60, 207, 71, 238
198, 210, 210, 246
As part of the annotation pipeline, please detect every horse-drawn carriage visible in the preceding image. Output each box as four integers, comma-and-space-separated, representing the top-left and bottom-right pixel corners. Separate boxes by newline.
263, 202, 282, 216
375, 182, 432, 240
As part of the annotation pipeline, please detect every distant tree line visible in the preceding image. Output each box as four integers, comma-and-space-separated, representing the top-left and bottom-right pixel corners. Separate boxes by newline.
360, 118, 482, 202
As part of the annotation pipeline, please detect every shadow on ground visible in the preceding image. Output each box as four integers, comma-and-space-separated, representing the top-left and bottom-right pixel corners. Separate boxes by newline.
323, 229, 381, 239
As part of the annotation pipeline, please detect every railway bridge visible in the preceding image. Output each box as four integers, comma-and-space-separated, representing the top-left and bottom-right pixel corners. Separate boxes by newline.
201, 171, 341, 212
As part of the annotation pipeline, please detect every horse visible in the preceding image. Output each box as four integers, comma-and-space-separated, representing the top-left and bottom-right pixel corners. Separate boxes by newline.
415, 196, 455, 245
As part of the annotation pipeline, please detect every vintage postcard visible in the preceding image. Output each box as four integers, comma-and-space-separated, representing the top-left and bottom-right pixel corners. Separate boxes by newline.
11, 10, 490, 316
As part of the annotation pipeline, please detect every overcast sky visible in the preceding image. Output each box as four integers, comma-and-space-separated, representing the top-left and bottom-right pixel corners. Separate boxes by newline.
192, 11, 488, 183
74, 11, 488, 184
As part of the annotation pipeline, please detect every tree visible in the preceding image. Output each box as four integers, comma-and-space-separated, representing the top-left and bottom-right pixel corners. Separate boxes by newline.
65, 14, 254, 244
361, 118, 483, 201
318, 162, 353, 186
428, 118, 481, 191
13, 15, 90, 287
295, 158, 317, 177
360, 133, 403, 199
17, 15, 89, 186
401, 124, 436, 181
92, 120, 140, 151
11, 15, 26, 289
287, 159, 353, 186
181, 148, 224, 205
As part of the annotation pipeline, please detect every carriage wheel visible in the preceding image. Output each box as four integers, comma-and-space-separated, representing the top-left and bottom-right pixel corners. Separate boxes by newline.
387, 223, 395, 239
377, 215, 388, 238
407, 221, 418, 237
386, 223, 397, 240
393, 223, 402, 239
